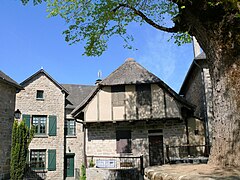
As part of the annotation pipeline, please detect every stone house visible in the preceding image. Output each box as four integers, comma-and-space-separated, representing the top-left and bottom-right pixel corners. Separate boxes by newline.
179, 52, 213, 151
71, 58, 205, 179
15, 69, 94, 180
0, 70, 23, 180
14, 57, 207, 180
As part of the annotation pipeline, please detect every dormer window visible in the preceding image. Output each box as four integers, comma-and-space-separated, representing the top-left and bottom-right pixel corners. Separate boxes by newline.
36, 90, 44, 100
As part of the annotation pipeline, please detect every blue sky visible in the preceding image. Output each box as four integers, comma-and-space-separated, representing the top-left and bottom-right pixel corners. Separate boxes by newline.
0, 1, 194, 92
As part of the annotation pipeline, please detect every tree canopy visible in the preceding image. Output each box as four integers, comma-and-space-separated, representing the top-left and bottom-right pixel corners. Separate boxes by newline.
21, 0, 239, 57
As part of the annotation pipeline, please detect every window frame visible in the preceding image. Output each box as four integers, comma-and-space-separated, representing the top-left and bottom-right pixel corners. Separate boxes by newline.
36, 90, 44, 100
65, 119, 76, 136
32, 115, 47, 135
116, 130, 132, 153
30, 149, 46, 170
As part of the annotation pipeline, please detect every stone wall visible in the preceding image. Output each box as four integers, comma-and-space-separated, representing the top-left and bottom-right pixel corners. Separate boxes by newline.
16, 74, 65, 180
65, 109, 84, 176
86, 120, 187, 168
0, 82, 16, 180
183, 68, 205, 118
86, 168, 142, 180
182, 66, 213, 144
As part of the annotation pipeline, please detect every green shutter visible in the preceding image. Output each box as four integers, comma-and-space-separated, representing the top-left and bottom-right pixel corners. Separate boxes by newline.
49, 115, 57, 136
48, 149, 56, 171
22, 114, 30, 129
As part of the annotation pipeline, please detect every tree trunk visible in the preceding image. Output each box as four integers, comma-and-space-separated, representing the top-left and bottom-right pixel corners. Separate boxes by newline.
207, 48, 240, 167
177, 2, 240, 166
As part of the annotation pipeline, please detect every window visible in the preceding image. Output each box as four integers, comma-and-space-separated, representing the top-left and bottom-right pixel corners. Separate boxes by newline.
136, 84, 151, 106
32, 115, 47, 134
112, 85, 125, 106
36, 90, 44, 99
116, 130, 131, 153
30, 150, 46, 170
65, 119, 76, 136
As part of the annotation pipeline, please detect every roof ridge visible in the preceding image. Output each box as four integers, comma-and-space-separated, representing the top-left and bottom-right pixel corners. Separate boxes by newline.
20, 69, 69, 94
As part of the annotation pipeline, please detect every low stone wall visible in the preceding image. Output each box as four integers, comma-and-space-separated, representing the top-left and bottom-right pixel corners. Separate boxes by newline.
86, 168, 143, 180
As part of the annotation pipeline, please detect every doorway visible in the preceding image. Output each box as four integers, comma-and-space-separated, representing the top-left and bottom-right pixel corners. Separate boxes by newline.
65, 154, 75, 177
149, 135, 164, 166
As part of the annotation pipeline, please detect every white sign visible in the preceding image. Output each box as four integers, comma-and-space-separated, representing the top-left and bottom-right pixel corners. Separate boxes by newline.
96, 159, 116, 168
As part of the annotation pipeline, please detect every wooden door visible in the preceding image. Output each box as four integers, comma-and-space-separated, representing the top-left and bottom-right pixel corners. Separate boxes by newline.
149, 135, 164, 166
65, 155, 74, 177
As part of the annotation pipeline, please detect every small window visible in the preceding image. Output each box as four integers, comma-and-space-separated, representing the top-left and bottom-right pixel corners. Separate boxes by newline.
112, 85, 125, 106
32, 115, 47, 135
30, 150, 46, 170
36, 90, 44, 99
116, 130, 131, 153
65, 119, 76, 136
136, 84, 151, 106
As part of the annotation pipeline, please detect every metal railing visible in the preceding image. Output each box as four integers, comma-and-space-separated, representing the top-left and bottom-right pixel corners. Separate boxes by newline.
86, 155, 144, 175
166, 145, 210, 164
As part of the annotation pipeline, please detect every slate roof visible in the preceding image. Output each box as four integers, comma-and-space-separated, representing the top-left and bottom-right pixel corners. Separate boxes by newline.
61, 84, 95, 109
99, 58, 162, 86
71, 58, 195, 117
0, 70, 23, 89
20, 69, 69, 95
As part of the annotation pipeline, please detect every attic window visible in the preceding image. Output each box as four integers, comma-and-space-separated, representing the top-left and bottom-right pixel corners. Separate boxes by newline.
36, 90, 44, 99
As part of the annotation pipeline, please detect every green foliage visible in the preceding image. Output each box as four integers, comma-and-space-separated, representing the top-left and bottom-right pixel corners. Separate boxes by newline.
44, 0, 184, 56
89, 158, 95, 168
20, 0, 239, 56
21, 0, 46, 5
10, 120, 34, 180
19, 0, 193, 56
80, 164, 86, 180
169, 32, 192, 46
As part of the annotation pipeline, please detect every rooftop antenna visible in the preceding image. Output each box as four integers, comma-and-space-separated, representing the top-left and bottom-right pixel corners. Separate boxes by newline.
95, 70, 102, 85
98, 70, 102, 79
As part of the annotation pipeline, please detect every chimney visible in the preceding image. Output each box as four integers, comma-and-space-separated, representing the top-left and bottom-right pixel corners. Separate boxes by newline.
192, 36, 201, 58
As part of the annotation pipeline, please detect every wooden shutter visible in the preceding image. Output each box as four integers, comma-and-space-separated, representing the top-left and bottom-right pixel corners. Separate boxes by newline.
49, 115, 57, 136
22, 114, 31, 129
116, 130, 131, 153
48, 149, 56, 171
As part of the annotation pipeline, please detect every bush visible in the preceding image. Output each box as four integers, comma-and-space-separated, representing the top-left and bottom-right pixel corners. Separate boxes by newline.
80, 164, 86, 180
10, 120, 34, 180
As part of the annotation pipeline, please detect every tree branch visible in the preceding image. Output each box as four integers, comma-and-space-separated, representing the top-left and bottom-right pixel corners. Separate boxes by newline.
112, 3, 179, 33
